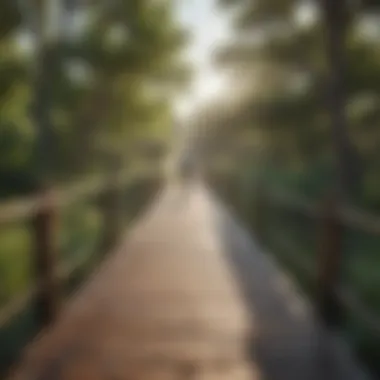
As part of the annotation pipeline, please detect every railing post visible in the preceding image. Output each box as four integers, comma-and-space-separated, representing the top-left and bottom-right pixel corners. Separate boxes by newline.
316, 192, 344, 328
99, 159, 124, 255
32, 188, 60, 327
253, 180, 265, 244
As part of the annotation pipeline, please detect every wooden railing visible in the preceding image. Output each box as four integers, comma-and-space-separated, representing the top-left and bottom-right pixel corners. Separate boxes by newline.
0, 166, 159, 332
253, 185, 380, 334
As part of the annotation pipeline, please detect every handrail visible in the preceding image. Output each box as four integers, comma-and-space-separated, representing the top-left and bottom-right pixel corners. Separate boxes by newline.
0, 165, 160, 331
0, 166, 157, 225
267, 188, 380, 235
207, 171, 380, 347
340, 206, 380, 235
267, 188, 320, 218
0, 174, 110, 225
0, 197, 41, 225
264, 186, 380, 335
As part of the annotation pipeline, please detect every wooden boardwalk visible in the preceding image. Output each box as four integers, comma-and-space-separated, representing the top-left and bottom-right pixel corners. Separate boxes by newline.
7, 182, 371, 380
8, 184, 255, 380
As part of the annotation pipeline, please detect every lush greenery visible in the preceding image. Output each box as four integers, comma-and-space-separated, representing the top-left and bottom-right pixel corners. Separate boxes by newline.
0, 0, 190, 195
201, 0, 380, 207
198, 0, 380, 376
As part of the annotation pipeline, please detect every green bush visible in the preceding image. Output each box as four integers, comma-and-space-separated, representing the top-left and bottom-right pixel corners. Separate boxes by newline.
0, 225, 31, 306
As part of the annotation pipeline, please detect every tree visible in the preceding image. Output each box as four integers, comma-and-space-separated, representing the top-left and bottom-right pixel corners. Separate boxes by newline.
319, 0, 360, 199
61, 0, 190, 174
0, 0, 191, 197
205, 0, 380, 202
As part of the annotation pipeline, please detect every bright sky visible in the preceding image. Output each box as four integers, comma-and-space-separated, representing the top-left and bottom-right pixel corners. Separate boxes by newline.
175, 0, 231, 119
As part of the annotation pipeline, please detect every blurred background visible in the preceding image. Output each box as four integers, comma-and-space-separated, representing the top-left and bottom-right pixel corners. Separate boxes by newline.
1, 0, 380, 378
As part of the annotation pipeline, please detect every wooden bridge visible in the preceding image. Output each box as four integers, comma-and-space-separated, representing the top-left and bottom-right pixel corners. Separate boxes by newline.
0, 171, 376, 379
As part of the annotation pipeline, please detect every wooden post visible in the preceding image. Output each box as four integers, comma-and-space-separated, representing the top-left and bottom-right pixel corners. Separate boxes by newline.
320, 0, 360, 200
253, 180, 265, 244
99, 157, 124, 255
316, 192, 344, 327
32, 188, 60, 327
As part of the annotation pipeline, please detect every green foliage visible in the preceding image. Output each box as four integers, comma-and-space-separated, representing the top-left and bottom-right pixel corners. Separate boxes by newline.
0, 0, 190, 195
209, 0, 380, 203
0, 0, 21, 38
0, 226, 31, 306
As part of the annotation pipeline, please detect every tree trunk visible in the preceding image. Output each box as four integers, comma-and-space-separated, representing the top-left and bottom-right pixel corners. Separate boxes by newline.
32, 0, 63, 187
320, 0, 361, 201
